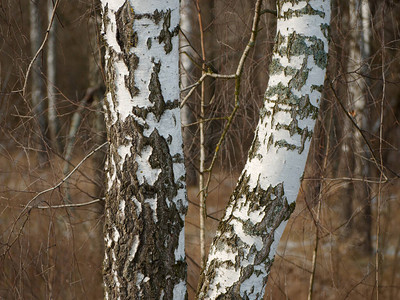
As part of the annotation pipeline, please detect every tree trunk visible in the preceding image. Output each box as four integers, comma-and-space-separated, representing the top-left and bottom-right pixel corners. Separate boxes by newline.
341, 0, 372, 254
30, 0, 48, 164
88, 0, 106, 201
197, 1, 331, 298
47, 0, 62, 153
180, 0, 197, 186
101, 1, 187, 299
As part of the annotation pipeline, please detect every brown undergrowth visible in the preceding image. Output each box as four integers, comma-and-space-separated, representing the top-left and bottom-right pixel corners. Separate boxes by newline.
0, 152, 104, 299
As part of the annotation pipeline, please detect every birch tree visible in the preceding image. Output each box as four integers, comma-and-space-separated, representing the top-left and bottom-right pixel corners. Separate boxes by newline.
197, 1, 331, 298
100, 0, 187, 298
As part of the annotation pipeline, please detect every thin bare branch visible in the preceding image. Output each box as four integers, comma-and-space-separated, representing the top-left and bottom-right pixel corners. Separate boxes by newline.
23, 0, 61, 96
180, 72, 235, 108
5, 141, 108, 253
203, 0, 264, 198
27, 198, 104, 209
260, 8, 277, 16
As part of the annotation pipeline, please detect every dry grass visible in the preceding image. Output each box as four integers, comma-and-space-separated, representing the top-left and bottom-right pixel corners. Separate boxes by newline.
1, 149, 400, 299
0, 153, 104, 299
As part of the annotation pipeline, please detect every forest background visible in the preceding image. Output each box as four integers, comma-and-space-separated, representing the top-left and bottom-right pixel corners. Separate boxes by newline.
0, 0, 400, 299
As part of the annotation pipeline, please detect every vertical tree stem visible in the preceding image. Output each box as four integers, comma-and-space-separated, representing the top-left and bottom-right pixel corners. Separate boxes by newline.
29, 0, 48, 165
196, 0, 207, 269
47, 0, 62, 153
308, 109, 333, 300
376, 4, 386, 298
308, 199, 321, 300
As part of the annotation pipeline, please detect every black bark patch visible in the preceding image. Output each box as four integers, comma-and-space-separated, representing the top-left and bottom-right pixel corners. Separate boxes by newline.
158, 9, 173, 53
115, 1, 140, 97
115, 1, 137, 52
148, 60, 165, 121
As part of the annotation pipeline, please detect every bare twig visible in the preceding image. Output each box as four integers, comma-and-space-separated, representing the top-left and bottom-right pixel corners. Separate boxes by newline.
27, 198, 104, 209
180, 72, 234, 108
308, 198, 322, 300
4, 142, 108, 256
308, 107, 333, 300
23, 0, 61, 97
276, 253, 312, 274
182, 116, 229, 127
260, 8, 277, 16
303, 177, 388, 184
25, 142, 107, 210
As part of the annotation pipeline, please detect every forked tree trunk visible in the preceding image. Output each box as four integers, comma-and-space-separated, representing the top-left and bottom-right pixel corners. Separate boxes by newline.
101, 1, 187, 299
197, 1, 331, 298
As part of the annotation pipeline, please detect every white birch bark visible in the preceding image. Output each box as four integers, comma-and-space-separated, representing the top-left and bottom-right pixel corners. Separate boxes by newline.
101, 1, 187, 298
197, 1, 331, 298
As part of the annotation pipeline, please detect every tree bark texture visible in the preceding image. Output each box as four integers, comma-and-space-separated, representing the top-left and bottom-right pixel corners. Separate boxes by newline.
101, 1, 187, 299
197, 1, 331, 299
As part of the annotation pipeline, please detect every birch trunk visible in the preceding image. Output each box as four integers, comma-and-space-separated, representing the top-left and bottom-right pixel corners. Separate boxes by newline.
197, 1, 331, 298
30, 0, 48, 164
101, 1, 187, 299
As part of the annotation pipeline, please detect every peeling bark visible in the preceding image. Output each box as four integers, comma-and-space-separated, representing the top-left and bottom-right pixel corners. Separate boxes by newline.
101, 1, 187, 299
197, 1, 331, 298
